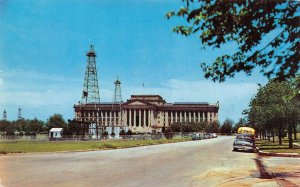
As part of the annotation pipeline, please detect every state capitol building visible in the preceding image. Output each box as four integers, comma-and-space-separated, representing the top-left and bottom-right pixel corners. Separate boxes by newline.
74, 95, 219, 134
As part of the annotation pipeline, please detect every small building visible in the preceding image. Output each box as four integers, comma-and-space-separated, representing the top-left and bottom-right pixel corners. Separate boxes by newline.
49, 128, 63, 139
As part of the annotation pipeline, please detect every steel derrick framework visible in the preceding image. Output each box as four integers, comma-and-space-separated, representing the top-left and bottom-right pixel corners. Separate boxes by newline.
82, 45, 100, 104
113, 78, 122, 104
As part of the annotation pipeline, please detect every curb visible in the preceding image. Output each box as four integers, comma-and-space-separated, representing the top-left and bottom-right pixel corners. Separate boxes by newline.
258, 150, 300, 158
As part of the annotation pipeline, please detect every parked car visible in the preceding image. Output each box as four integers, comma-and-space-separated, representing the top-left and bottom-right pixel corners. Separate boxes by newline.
204, 133, 210, 139
232, 134, 255, 152
212, 133, 217, 138
192, 133, 201, 140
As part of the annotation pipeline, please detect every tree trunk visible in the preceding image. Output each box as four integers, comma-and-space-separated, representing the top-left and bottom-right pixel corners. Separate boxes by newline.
293, 124, 297, 140
272, 130, 275, 143
288, 124, 293, 149
278, 124, 282, 145
259, 132, 262, 139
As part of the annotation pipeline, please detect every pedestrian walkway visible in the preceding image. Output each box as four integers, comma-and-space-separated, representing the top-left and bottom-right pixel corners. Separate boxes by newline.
262, 156, 300, 186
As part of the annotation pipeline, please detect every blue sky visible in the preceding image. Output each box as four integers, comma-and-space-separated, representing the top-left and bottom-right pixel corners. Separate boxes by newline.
0, 0, 269, 123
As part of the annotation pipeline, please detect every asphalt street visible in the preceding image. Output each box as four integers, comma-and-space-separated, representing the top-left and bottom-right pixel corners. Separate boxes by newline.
0, 136, 279, 187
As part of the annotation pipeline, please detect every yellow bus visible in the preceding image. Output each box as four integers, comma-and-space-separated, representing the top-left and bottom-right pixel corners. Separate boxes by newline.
237, 127, 255, 135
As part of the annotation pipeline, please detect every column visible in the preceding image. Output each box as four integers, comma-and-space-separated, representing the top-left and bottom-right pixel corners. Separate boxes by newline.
143, 110, 146, 127
134, 109, 136, 127
151, 110, 155, 126
122, 110, 125, 126
175, 111, 178, 122
194, 111, 196, 122
184, 112, 187, 122
189, 111, 191, 122
114, 111, 117, 125
215, 112, 218, 121
100, 111, 103, 125
148, 110, 151, 126
179, 112, 182, 122
139, 109, 141, 127
170, 111, 173, 124
211, 112, 214, 122
208, 112, 211, 122
129, 109, 132, 126
165, 111, 169, 126
109, 111, 112, 126
203, 112, 205, 122
198, 112, 200, 122
160, 112, 163, 126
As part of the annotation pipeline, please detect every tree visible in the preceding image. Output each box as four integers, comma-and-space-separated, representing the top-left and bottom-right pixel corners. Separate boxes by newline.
0, 120, 10, 132
27, 118, 44, 133
46, 114, 67, 131
167, 0, 300, 82
245, 79, 300, 148
209, 121, 220, 133
233, 118, 246, 133
220, 119, 233, 134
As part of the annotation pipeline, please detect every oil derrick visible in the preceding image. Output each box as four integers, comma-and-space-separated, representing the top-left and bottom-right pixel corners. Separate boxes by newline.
17, 107, 22, 120
81, 45, 100, 104
80, 45, 100, 139
3, 109, 7, 120
112, 78, 123, 129
113, 78, 122, 104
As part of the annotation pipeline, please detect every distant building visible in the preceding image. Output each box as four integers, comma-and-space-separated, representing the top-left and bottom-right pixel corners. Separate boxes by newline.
49, 128, 63, 139
74, 95, 219, 134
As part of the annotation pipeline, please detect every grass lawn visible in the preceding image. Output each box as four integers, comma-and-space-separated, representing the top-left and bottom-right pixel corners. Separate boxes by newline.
256, 133, 300, 154
0, 138, 191, 154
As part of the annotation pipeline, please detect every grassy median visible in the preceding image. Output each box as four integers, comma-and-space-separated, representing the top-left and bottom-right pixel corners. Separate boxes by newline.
256, 133, 300, 154
0, 137, 191, 154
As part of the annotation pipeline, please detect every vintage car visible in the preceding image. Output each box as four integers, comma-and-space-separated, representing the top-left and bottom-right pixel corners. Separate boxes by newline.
232, 134, 255, 152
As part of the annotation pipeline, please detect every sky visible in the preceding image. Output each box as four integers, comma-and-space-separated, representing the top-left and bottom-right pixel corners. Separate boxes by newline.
0, 0, 270, 123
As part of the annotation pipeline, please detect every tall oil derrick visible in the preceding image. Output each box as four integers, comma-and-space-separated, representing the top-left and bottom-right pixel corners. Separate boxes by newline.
3, 109, 7, 120
17, 107, 22, 120
80, 45, 100, 138
81, 45, 100, 104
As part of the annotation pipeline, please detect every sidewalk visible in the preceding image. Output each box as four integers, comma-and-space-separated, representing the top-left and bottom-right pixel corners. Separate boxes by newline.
261, 156, 300, 186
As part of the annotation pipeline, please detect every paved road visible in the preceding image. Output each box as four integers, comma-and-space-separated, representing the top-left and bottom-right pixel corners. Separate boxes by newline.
0, 136, 278, 187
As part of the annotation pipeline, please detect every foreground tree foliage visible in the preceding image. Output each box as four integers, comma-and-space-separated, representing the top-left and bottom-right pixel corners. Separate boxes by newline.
167, 0, 300, 82
245, 79, 300, 148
